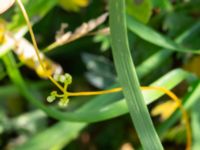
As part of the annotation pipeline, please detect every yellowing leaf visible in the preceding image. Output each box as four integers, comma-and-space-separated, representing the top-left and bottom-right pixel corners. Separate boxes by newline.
126, 0, 152, 23
183, 56, 200, 77
0, 20, 6, 44
58, 0, 89, 12
151, 100, 178, 121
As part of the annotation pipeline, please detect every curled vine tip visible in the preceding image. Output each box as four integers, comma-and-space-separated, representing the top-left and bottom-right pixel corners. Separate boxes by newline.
47, 91, 57, 102
47, 73, 72, 107
47, 95, 55, 103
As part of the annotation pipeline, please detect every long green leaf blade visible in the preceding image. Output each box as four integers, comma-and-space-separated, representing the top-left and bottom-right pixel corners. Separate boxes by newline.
16, 121, 86, 150
127, 16, 200, 53
191, 97, 200, 150
109, 0, 163, 149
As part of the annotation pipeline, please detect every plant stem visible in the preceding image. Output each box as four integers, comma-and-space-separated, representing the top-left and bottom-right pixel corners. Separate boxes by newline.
16, 0, 64, 92
68, 86, 191, 149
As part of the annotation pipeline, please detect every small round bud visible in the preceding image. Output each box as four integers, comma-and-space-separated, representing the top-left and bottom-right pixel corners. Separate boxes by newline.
51, 91, 57, 96
53, 74, 60, 81
58, 98, 69, 107
47, 95, 55, 103
64, 73, 72, 84
59, 75, 66, 83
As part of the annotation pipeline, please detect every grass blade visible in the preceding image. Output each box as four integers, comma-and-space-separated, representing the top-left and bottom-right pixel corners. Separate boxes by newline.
16, 121, 86, 150
191, 99, 200, 150
127, 16, 200, 53
109, 0, 163, 149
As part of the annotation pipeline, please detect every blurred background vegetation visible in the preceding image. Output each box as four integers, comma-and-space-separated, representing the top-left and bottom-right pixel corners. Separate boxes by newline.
0, 0, 200, 149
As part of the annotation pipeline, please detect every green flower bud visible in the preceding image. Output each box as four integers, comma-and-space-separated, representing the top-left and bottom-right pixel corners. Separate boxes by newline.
51, 91, 57, 96
64, 73, 72, 84
58, 98, 69, 107
47, 95, 55, 103
53, 74, 60, 81
59, 75, 66, 83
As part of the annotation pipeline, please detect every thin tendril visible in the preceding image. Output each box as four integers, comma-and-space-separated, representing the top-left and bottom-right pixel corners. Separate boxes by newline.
68, 87, 122, 96
141, 86, 191, 150
68, 86, 191, 150
16, 0, 64, 92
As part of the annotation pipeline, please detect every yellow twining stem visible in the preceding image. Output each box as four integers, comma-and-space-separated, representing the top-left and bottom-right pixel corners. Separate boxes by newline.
68, 86, 191, 150
16, 0, 190, 149
68, 87, 122, 96
141, 86, 191, 150
16, 0, 64, 93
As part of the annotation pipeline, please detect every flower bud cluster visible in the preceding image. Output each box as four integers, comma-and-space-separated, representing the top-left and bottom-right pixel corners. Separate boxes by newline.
47, 73, 72, 107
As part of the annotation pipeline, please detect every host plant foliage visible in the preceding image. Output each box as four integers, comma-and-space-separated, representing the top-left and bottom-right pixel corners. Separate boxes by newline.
1, 0, 198, 149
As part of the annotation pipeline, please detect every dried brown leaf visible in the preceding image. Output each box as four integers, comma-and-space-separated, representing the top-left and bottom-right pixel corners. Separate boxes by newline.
55, 23, 68, 40
56, 13, 108, 45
